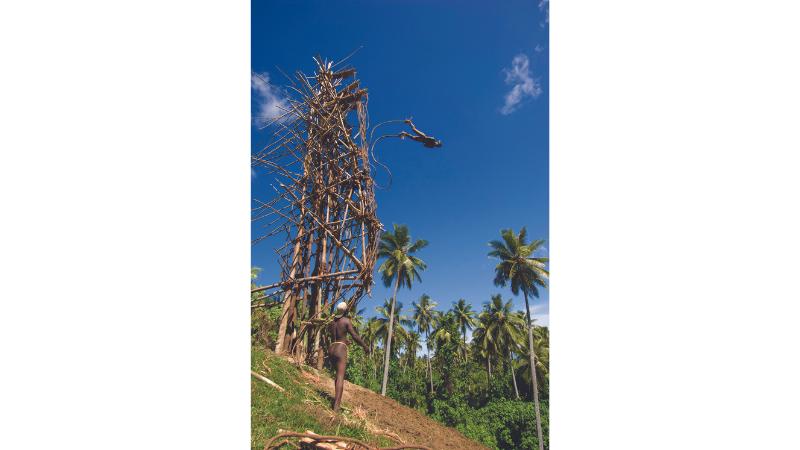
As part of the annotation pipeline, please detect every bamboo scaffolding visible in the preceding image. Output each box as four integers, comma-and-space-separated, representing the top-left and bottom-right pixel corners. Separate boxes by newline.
252, 56, 441, 366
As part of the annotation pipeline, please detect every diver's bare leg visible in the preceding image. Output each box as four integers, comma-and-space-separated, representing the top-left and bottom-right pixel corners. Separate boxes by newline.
331, 345, 348, 412
405, 120, 429, 139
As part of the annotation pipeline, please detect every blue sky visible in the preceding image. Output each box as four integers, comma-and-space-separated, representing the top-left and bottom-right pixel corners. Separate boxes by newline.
252, 0, 549, 330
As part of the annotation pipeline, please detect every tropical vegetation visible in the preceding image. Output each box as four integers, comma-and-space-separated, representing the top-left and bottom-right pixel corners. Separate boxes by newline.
252, 224, 549, 450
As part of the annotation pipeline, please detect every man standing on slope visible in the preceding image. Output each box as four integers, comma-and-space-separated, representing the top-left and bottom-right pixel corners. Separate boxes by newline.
328, 301, 369, 412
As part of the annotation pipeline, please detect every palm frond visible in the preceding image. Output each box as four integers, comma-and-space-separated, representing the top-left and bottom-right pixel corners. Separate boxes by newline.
408, 238, 428, 253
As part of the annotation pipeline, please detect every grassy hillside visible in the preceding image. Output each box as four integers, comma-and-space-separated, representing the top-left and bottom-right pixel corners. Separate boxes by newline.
251, 345, 391, 449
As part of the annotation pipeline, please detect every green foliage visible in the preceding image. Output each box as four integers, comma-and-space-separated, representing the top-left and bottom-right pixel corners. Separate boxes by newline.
452, 298, 478, 350
374, 299, 413, 359
336, 291, 551, 449
386, 361, 427, 411
431, 312, 461, 395
344, 307, 550, 449
432, 398, 549, 450
342, 345, 376, 390
480, 400, 549, 450
252, 304, 281, 347
251, 266, 281, 348
486, 372, 516, 402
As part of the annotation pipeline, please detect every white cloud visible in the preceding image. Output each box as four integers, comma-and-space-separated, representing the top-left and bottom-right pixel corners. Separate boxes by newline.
252, 72, 289, 126
500, 54, 542, 115
528, 303, 550, 327
529, 302, 548, 314
539, 0, 549, 27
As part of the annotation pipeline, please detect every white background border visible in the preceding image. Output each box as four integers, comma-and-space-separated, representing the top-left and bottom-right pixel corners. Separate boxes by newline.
551, 1, 800, 448
1, 1, 250, 448
1, 1, 799, 448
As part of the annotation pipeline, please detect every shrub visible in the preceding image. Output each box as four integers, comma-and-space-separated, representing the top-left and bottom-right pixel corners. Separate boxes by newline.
431, 398, 548, 450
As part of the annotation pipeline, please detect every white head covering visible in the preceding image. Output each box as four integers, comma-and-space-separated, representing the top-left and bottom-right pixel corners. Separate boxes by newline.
335, 301, 348, 315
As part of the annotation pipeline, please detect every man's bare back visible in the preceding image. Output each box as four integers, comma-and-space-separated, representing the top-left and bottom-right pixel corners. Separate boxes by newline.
328, 316, 367, 348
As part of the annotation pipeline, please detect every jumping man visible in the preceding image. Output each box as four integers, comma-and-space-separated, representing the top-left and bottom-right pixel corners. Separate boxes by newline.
398, 119, 443, 148
328, 301, 369, 412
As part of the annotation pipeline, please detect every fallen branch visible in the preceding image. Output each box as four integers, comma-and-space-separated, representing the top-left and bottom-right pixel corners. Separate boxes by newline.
370, 429, 404, 445
264, 431, 432, 450
380, 447, 431, 450
270, 438, 300, 449
265, 432, 368, 450
251, 370, 285, 392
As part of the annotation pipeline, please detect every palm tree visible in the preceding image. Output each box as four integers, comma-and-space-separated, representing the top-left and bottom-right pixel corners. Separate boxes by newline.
519, 325, 550, 400
489, 228, 548, 450
411, 293, 438, 394
452, 299, 477, 356
431, 312, 457, 349
481, 295, 526, 399
471, 320, 493, 385
430, 311, 460, 394
454, 333, 470, 362
350, 307, 367, 330
375, 299, 412, 361
404, 330, 421, 369
361, 317, 382, 382
377, 224, 428, 396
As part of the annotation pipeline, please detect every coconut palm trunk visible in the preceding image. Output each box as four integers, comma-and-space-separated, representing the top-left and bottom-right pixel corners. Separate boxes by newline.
463, 329, 468, 360
380, 275, 401, 396
373, 351, 378, 380
510, 350, 520, 399
372, 339, 378, 381
426, 330, 433, 394
524, 291, 544, 450
486, 360, 490, 385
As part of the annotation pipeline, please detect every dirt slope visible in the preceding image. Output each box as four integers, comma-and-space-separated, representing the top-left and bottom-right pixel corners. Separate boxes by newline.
299, 366, 488, 450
